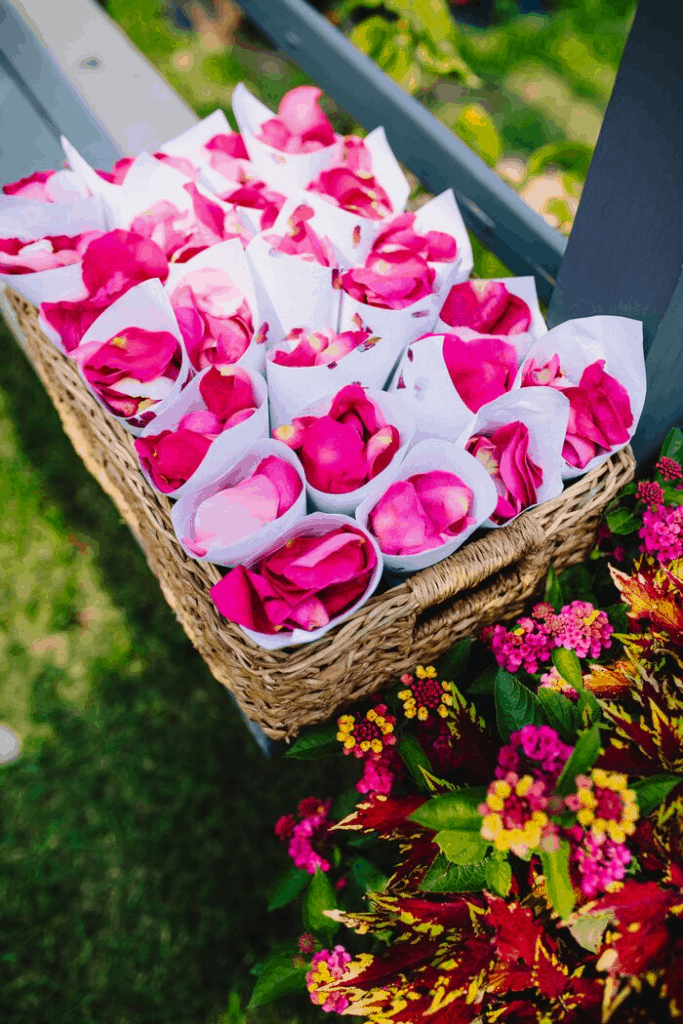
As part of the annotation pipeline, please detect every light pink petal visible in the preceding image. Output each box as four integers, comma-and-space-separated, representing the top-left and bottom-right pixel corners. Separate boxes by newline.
369, 481, 443, 555
255, 455, 303, 515
411, 470, 474, 535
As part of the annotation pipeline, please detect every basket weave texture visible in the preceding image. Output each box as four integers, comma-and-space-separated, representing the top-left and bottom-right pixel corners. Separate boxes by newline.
5, 288, 636, 740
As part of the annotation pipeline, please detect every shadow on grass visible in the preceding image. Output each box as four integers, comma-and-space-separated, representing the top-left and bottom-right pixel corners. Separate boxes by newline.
0, 321, 355, 1024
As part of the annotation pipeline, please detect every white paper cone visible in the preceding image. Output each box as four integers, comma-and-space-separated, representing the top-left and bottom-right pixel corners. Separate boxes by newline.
267, 329, 408, 428
513, 315, 645, 480
245, 231, 340, 340
338, 290, 440, 358
466, 386, 570, 528
231, 82, 342, 193
411, 190, 474, 291
136, 365, 269, 499
0, 170, 90, 205
171, 438, 306, 565
72, 278, 193, 435
286, 387, 415, 516
0, 193, 105, 305
387, 334, 478, 446
355, 440, 498, 574
61, 137, 132, 220
165, 238, 267, 375
230, 512, 383, 650
435, 276, 547, 357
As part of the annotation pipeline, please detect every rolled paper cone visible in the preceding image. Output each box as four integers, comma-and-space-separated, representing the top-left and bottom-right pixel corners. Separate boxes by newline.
136, 364, 269, 498
387, 333, 478, 446
266, 329, 405, 429
61, 136, 129, 219
171, 438, 306, 566
155, 108, 237, 193
467, 386, 570, 528
355, 439, 498, 575
337, 289, 441, 362
512, 314, 646, 480
434, 275, 547, 355
73, 278, 193, 436
285, 386, 415, 516
165, 238, 267, 376
231, 82, 342, 193
228, 511, 383, 651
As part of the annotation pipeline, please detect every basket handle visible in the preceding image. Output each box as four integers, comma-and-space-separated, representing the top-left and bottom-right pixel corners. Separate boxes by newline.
404, 511, 547, 616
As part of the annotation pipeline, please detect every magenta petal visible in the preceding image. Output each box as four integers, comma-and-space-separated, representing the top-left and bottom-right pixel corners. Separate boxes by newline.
199, 365, 256, 421
3, 170, 56, 200
369, 481, 442, 555
205, 132, 249, 160
411, 470, 473, 536
134, 428, 212, 492
276, 531, 368, 590
299, 417, 368, 494
255, 455, 303, 515
365, 425, 400, 479
328, 384, 385, 437
224, 407, 256, 428
277, 86, 335, 145
178, 410, 223, 436
442, 334, 518, 412
211, 564, 292, 633
287, 594, 330, 631
80, 229, 169, 296
440, 281, 531, 335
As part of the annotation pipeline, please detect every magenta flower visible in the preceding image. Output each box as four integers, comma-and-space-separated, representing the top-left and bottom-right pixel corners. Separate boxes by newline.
568, 825, 631, 898
640, 503, 683, 564
78, 326, 181, 420
635, 479, 664, 506
211, 524, 377, 633
41, 229, 169, 352
269, 326, 370, 367
183, 455, 302, 555
307, 946, 352, 1012
340, 249, 435, 310
553, 600, 614, 659
371, 211, 457, 263
560, 360, 633, 468
263, 203, 336, 266
0, 231, 103, 275
273, 384, 400, 494
170, 266, 255, 371
355, 755, 395, 795
369, 470, 474, 555
257, 86, 335, 154
495, 725, 573, 790
442, 333, 518, 412
655, 456, 683, 482
3, 170, 56, 201
306, 167, 392, 220
204, 131, 250, 181
440, 280, 532, 335
219, 179, 286, 230
467, 421, 543, 524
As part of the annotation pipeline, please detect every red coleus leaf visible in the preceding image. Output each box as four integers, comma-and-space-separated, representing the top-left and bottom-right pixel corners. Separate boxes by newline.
591, 880, 683, 977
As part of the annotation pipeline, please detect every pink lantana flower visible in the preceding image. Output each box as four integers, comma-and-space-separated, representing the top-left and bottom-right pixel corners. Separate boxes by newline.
466, 421, 543, 524
263, 203, 336, 266
306, 946, 352, 1013
257, 86, 336, 154
440, 280, 532, 335
269, 326, 371, 368
273, 384, 400, 494
640, 503, 683, 564
170, 266, 255, 371
369, 470, 474, 555
0, 231, 103, 275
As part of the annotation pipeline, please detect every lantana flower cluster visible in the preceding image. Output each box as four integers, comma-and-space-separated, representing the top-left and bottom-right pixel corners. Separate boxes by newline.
274, 796, 332, 874
483, 599, 613, 674
337, 703, 398, 796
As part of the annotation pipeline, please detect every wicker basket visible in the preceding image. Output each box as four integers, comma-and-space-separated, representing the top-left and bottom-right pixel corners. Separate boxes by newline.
4, 288, 636, 740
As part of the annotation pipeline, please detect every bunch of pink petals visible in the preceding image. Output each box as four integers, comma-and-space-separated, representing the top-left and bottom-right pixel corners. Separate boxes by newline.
40, 229, 169, 352
273, 384, 400, 494
134, 366, 258, 492
440, 280, 532, 335
372, 212, 457, 264
466, 421, 543, 525
0, 230, 103, 275
220, 180, 286, 231
306, 167, 392, 221
341, 248, 435, 310
522, 356, 633, 469
370, 470, 474, 555
131, 183, 249, 265
269, 326, 370, 368
256, 86, 336, 154
204, 131, 251, 182
210, 524, 377, 634
263, 203, 336, 266
3, 170, 61, 201
171, 266, 255, 371
75, 326, 181, 420
183, 455, 303, 556
442, 333, 519, 412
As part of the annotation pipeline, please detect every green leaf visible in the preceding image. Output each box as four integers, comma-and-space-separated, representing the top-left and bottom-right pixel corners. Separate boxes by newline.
554, 724, 602, 797
267, 866, 310, 912
420, 852, 488, 892
467, 663, 497, 695
302, 869, 338, 940
409, 787, 487, 832
285, 722, 339, 759
494, 668, 544, 741
661, 426, 683, 464
568, 911, 613, 953
526, 140, 593, 180
485, 857, 512, 897
605, 507, 641, 535
247, 950, 307, 1008
331, 787, 361, 822
349, 15, 390, 60
540, 841, 575, 919
536, 687, 579, 743
631, 774, 683, 816
662, 484, 683, 507
396, 733, 432, 791
454, 104, 503, 167
435, 637, 472, 683
435, 830, 489, 865
576, 690, 603, 728
351, 856, 389, 894
551, 648, 584, 690
544, 563, 563, 612
419, 767, 455, 793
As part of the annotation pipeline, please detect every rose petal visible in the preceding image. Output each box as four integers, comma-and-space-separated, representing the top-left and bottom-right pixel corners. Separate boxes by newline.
194, 474, 279, 545
298, 416, 368, 493
411, 470, 474, 535
211, 564, 293, 633
365, 425, 400, 479
199, 365, 256, 421
255, 455, 303, 515
178, 409, 224, 436
369, 481, 443, 555
440, 281, 531, 335
135, 428, 213, 492
442, 333, 518, 412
